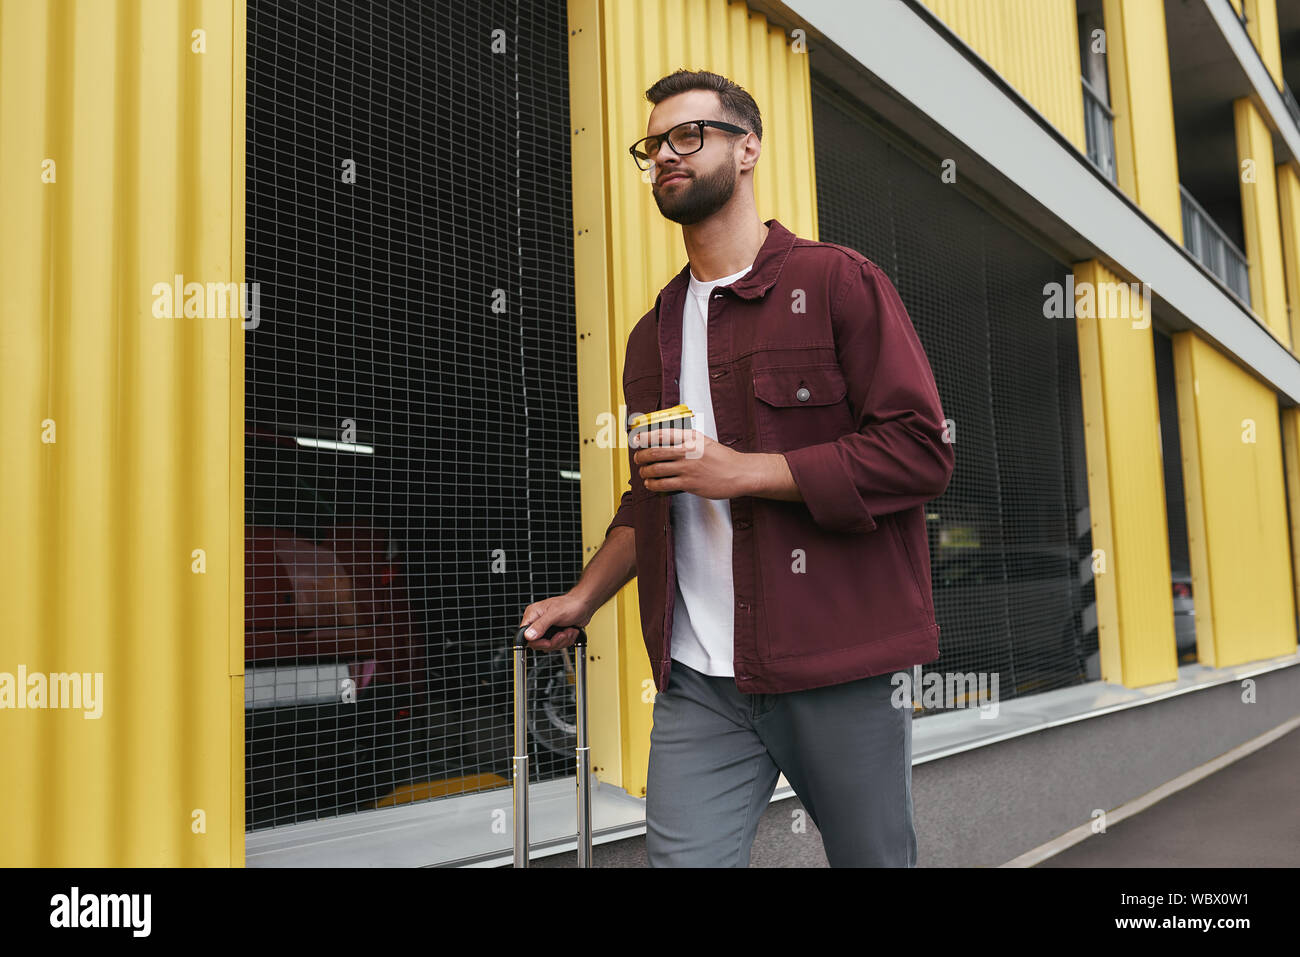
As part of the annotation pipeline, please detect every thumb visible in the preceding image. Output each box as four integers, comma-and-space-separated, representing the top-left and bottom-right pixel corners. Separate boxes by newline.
522, 611, 550, 640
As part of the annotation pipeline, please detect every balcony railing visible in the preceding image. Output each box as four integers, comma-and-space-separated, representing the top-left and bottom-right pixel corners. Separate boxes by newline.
1081, 76, 1116, 183
1180, 184, 1251, 306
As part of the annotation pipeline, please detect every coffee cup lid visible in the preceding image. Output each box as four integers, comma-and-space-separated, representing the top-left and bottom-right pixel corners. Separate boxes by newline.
628, 404, 694, 430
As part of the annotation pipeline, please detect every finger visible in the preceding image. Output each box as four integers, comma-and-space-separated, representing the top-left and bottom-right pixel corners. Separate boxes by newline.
642, 461, 682, 483
636, 447, 682, 468
539, 627, 577, 650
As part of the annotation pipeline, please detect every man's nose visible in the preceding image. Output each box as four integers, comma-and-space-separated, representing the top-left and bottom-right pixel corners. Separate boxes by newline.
649, 144, 677, 176
653, 158, 681, 182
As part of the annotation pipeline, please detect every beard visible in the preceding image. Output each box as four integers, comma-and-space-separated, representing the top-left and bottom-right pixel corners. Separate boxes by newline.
653, 160, 737, 225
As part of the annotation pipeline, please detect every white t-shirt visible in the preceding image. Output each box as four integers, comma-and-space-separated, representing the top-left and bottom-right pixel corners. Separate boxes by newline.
669, 261, 753, 677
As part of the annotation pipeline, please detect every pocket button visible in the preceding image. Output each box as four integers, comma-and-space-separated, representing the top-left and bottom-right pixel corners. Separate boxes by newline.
796, 387, 810, 402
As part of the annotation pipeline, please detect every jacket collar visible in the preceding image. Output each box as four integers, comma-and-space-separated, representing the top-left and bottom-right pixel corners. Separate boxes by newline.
659, 217, 796, 304
656, 218, 796, 410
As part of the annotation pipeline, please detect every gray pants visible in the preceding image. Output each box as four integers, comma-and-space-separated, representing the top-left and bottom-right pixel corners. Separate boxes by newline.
645, 659, 916, 867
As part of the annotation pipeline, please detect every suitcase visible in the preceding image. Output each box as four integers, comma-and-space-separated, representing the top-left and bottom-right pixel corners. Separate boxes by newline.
511, 623, 593, 867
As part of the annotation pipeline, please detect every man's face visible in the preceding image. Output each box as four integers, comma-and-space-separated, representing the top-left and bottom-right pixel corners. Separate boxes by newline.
644, 91, 746, 225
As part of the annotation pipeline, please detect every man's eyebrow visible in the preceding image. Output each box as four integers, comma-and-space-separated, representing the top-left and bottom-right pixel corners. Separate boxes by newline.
645, 121, 692, 138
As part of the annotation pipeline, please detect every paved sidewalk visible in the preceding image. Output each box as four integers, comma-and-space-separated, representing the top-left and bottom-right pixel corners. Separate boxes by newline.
1035, 723, 1300, 867
521, 722, 1300, 868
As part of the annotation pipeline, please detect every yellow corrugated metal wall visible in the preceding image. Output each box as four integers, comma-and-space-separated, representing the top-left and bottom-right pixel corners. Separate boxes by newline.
919, 0, 1086, 153
572, 0, 817, 800
1281, 408, 1300, 626
1276, 163, 1300, 352
0, 0, 245, 866
1100, 0, 1182, 241
1172, 332, 1297, 666
1234, 97, 1291, 347
568, 0, 625, 791
1073, 260, 1178, 686
1244, 0, 1283, 89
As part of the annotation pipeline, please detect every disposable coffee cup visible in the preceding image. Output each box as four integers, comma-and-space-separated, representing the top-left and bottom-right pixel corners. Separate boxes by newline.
628, 404, 695, 496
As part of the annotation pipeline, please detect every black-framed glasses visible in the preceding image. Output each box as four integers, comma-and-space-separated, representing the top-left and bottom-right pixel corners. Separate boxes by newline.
628, 119, 750, 170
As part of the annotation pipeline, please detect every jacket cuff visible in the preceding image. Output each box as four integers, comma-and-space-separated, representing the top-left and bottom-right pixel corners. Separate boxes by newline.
781, 444, 877, 534
604, 514, 634, 539
604, 490, 635, 539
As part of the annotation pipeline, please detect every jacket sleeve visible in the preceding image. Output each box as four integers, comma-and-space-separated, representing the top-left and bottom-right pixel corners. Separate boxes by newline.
780, 259, 954, 534
604, 484, 635, 540
604, 372, 637, 540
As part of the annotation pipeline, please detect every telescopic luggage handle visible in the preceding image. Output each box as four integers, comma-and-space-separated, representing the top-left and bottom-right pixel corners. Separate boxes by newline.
511, 623, 592, 868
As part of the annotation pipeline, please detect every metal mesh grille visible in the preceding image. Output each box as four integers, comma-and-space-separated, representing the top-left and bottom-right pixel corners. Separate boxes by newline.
1154, 331, 1190, 574
812, 80, 1093, 707
244, 0, 580, 830
1153, 328, 1197, 665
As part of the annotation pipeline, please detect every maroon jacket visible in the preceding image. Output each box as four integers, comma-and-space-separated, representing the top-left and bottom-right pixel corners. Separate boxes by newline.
604, 218, 954, 694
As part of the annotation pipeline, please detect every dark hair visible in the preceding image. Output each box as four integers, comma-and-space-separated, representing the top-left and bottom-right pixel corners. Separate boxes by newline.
644, 69, 762, 143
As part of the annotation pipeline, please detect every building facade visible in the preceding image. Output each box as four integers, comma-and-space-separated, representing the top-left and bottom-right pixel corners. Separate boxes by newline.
2, 0, 1298, 867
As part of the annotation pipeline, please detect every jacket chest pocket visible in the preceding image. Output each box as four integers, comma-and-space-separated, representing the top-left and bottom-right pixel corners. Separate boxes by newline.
625, 384, 663, 431
751, 364, 854, 452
